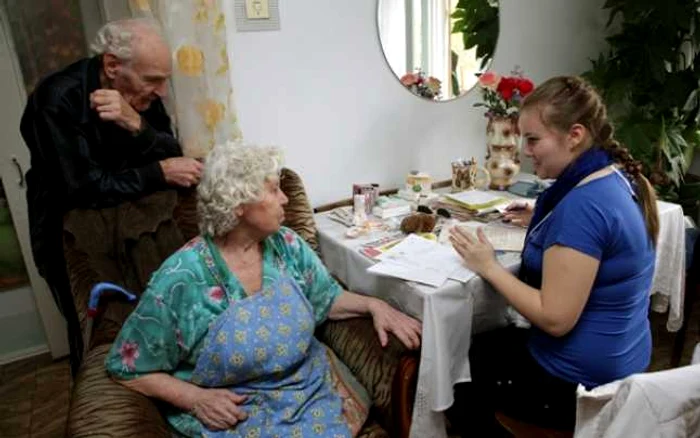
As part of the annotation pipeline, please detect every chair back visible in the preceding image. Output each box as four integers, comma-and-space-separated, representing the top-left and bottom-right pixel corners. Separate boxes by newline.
574, 364, 700, 437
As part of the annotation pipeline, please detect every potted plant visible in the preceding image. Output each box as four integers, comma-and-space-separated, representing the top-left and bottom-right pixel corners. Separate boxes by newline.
582, 0, 700, 218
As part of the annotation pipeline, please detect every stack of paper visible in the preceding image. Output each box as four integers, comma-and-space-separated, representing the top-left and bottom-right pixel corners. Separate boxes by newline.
372, 196, 412, 219
366, 234, 475, 287
444, 190, 508, 214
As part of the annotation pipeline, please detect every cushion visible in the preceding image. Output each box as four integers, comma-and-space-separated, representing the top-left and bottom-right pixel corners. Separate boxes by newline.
280, 168, 319, 251
324, 343, 372, 435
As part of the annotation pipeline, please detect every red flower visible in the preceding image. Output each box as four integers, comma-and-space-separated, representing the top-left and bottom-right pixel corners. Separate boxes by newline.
516, 78, 534, 97
119, 340, 140, 371
284, 231, 296, 245
208, 286, 225, 303
497, 77, 516, 101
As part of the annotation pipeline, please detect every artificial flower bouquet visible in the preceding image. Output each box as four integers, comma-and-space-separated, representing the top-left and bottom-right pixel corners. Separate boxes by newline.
400, 70, 442, 100
474, 70, 535, 117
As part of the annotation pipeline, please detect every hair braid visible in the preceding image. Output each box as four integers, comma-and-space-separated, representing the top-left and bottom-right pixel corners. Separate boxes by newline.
521, 76, 659, 245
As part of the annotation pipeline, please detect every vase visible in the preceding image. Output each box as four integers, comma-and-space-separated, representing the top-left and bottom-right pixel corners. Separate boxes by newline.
484, 115, 521, 190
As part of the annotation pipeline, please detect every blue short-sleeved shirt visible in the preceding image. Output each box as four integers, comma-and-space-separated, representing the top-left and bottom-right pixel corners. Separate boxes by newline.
524, 172, 655, 388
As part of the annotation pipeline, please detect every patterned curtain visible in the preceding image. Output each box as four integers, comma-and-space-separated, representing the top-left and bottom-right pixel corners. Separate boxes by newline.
129, 0, 242, 158
1, 0, 87, 93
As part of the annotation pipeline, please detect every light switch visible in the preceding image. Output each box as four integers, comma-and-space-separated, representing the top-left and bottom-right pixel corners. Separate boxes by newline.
245, 0, 270, 19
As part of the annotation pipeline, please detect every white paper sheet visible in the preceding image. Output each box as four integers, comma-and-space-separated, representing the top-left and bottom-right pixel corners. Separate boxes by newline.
367, 234, 476, 287
478, 224, 527, 252
444, 190, 505, 207
442, 221, 527, 252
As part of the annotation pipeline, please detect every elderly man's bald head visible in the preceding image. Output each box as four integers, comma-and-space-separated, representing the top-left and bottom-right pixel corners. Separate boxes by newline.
92, 19, 172, 111
91, 18, 168, 62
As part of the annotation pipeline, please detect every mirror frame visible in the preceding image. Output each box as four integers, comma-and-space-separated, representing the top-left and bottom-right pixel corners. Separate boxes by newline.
376, 0, 501, 103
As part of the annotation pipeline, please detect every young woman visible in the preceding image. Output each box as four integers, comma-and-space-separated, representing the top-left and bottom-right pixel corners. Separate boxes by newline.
449, 76, 658, 435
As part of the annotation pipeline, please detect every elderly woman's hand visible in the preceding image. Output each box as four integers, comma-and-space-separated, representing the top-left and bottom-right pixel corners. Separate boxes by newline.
191, 387, 248, 431
450, 226, 499, 276
368, 299, 422, 349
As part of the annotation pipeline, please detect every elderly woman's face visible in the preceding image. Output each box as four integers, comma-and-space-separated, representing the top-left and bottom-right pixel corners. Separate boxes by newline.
238, 177, 288, 236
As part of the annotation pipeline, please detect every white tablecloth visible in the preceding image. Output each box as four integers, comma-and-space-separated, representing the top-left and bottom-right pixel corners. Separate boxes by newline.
315, 199, 685, 438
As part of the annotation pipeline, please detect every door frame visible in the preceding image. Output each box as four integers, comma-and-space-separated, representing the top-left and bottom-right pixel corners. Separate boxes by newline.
0, 6, 69, 359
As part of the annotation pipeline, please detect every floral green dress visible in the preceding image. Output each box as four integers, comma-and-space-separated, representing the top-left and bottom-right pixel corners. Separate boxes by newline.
105, 227, 369, 437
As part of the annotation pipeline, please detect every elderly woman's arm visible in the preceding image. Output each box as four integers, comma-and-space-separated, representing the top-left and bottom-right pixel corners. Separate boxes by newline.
328, 290, 422, 349
114, 374, 248, 431
279, 228, 422, 350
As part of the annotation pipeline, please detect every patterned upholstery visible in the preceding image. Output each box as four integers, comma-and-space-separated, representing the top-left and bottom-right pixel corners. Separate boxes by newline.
68, 343, 390, 438
280, 168, 319, 251
68, 344, 171, 437
63, 190, 186, 350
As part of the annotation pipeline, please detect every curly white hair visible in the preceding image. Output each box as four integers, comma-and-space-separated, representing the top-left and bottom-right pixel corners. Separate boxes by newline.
197, 141, 284, 237
90, 18, 164, 62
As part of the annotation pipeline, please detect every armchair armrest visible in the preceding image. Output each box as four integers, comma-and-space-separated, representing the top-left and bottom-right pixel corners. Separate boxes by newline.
68, 344, 171, 438
316, 317, 419, 438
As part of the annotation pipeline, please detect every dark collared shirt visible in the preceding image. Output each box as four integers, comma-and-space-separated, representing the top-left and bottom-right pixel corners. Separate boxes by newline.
20, 55, 182, 271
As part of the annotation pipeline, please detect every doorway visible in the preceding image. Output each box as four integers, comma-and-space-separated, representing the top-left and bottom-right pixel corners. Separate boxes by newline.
0, 0, 119, 363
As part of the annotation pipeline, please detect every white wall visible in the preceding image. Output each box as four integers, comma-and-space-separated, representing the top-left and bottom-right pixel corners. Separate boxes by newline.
227, 0, 608, 206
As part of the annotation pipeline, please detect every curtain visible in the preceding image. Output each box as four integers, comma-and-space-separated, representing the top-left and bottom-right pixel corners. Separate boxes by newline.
1, 0, 87, 93
129, 0, 242, 158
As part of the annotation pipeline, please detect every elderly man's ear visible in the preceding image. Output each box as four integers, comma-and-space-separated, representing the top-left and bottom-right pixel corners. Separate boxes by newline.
102, 53, 122, 80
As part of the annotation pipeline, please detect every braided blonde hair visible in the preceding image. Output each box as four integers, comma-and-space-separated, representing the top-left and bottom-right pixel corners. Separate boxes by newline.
521, 76, 659, 244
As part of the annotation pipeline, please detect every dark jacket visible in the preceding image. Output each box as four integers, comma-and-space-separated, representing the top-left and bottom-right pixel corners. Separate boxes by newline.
20, 56, 182, 273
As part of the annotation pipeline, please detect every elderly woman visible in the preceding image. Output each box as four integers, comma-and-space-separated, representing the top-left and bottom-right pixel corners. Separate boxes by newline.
105, 142, 422, 437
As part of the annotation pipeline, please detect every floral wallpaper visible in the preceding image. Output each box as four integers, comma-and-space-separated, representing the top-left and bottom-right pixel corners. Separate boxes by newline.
1, 0, 87, 93
130, 0, 243, 158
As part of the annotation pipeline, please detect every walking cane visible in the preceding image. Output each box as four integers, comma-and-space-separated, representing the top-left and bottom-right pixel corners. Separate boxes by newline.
83, 282, 137, 358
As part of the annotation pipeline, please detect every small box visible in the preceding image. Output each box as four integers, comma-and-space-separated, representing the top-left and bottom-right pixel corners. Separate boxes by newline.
405, 172, 432, 194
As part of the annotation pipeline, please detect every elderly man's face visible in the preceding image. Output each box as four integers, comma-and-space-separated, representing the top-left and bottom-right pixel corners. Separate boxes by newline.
106, 36, 171, 112
239, 177, 289, 236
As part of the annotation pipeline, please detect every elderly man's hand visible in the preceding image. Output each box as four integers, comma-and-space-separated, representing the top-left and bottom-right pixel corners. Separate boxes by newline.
90, 89, 142, 133
160, 157, 203, 187
191, 387, 248, 431
369, 299, 422, 350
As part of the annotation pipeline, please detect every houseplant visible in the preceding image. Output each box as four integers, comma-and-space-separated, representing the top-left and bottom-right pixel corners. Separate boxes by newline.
582, 0, 700, 216
451, 0, 500, 70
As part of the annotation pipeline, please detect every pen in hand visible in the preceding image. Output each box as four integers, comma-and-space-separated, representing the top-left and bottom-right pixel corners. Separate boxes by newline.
504, 201, 529, 212
502, 201, 532, 226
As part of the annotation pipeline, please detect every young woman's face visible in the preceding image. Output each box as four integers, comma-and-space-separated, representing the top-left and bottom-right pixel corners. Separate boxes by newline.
519, 108, 579, 180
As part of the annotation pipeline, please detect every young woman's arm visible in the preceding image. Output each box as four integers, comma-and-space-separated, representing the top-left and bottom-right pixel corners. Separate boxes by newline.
451, 227, 599, 337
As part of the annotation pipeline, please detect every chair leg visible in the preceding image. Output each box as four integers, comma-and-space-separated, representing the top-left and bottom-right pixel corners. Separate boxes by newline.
671, 275, 697, 368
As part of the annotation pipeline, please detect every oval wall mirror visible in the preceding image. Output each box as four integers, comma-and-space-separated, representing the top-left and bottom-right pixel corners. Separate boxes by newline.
377, 0, 500, 102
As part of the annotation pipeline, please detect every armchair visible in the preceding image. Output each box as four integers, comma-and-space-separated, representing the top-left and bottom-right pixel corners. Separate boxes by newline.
66, 169, 419, 438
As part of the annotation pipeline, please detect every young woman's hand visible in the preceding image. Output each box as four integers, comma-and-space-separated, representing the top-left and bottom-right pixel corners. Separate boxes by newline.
450, 226, 499, 276
502, 201, 534, 227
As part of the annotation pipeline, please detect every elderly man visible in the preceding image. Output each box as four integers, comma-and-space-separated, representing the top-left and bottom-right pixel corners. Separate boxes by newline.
20, 18, 202, 372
